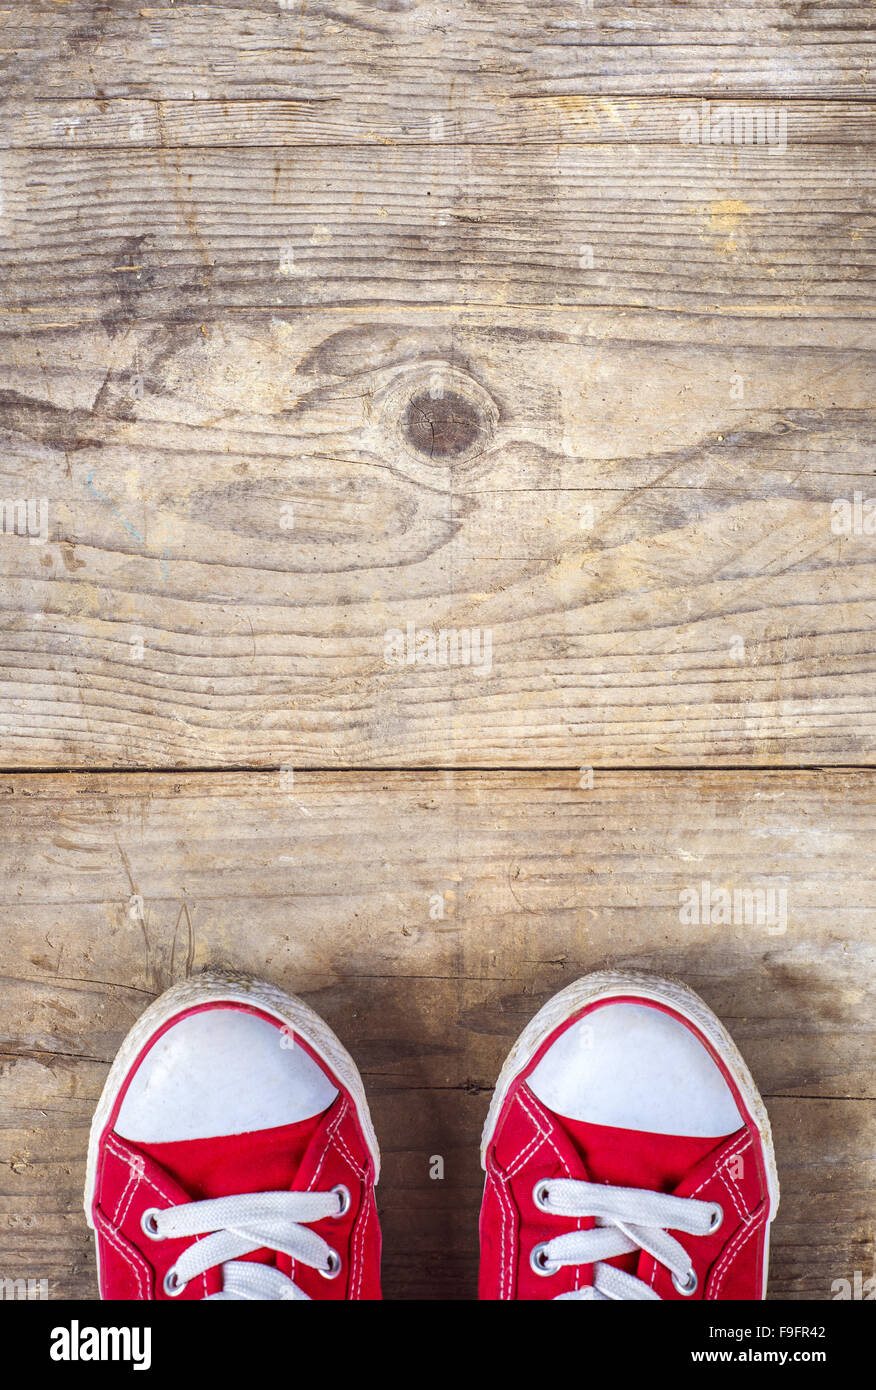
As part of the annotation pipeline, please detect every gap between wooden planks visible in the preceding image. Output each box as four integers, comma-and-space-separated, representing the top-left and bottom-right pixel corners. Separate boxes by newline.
0, 769, 872, 1299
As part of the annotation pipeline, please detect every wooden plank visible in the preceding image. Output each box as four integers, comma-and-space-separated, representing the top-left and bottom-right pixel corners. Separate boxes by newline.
4, 2, 874, 101
0, 307, 874, 769
3, 96, 875, 148
0, 769, 872, 1299
0, 142, 873, 319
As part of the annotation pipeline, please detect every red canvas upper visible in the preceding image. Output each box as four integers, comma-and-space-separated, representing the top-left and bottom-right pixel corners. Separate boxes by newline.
89, 1002, 382, 1300
479, 999, 772, 1301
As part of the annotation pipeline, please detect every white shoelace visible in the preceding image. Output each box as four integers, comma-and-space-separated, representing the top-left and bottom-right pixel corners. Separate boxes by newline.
140, 1187, 349, 1300
530, 1178, 723, 1300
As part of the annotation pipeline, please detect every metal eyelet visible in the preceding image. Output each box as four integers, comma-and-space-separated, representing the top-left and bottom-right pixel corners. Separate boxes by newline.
708, 1203, 724, 1233
163, 1267, 187, 1297
140, 1207, 162, 1239
530, 1243, 559, 1276
320, 1249, 342, 1279
532, 1181, 552, 1213
331, 1184, 351, 1218
672, 1267, 698, 1296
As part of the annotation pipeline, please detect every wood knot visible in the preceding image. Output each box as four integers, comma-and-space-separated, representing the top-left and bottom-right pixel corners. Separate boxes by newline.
403, 389, 483, 460
372, 360, 499, 487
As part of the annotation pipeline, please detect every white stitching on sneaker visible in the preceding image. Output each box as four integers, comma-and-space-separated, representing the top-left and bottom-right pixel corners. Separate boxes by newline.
708, 1211, 762, 1298
94, 1210, 149, 1298
497, 1170, 518, 1301
332, 1125, 367, 1179
522, 1090, 585, 1292
105, 1137, 209, 1297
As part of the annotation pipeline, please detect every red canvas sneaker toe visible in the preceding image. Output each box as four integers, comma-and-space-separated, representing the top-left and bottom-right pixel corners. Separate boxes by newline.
479, 971, 779, 1300
85, 972, 381, 1300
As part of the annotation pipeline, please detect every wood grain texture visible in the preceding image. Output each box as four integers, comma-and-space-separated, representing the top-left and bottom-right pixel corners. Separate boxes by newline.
0, 141, 874, 320
3, 96, 876, 148
5, 1, 875, 101
1, 0, 873, 1310
0, 769, 872, 1299
1, 307, 875, 769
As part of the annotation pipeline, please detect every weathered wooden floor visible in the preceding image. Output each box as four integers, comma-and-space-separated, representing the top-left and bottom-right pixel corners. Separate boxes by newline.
0, 2, 874, 1300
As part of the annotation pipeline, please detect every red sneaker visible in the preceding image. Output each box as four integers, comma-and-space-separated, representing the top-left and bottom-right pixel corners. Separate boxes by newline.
85, 972, 381, 1300
479, 971, 779, 1300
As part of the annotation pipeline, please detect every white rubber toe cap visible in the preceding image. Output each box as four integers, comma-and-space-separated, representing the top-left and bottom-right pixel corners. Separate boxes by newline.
528, 1001, 743, 1137
115, 1007, 339, 1143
